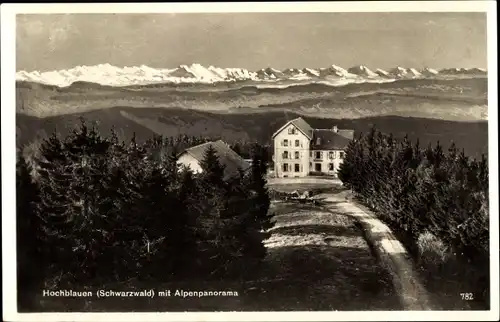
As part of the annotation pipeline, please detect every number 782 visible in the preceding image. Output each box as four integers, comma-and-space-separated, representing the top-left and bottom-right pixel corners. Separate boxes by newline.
460, 293, 474, 300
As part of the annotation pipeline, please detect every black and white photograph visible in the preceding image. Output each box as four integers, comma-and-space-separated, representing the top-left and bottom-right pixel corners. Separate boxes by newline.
1, 2, 498, 321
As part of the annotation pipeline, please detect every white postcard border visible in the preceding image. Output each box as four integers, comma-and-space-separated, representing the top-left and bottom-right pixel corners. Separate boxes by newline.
2, 2, 498, 321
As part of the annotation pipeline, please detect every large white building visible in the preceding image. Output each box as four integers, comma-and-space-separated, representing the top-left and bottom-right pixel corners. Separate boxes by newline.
272, 117, 354, 178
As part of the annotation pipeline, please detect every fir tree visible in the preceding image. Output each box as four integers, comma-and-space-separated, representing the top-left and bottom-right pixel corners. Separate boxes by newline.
34, 130, 76, 286
16, 154, 43, 308
175, 166, 203, 276
238, 144, 275, 266
196, 144, 233, 275
248, 144, 274, 231
58, 121, 116, 283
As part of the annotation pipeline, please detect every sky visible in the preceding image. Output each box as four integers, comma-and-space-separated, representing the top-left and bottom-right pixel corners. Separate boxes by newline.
16, 12, 487, 72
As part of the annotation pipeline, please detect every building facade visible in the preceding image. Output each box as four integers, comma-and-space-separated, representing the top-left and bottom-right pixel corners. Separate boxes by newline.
272, 117, 354, 178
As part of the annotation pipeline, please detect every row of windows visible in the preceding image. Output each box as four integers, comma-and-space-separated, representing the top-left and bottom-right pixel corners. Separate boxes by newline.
281, 163, 336, 172
282, 163, 302, 172
280, 150, 345, 160
281, 135, 323, 145
281, 139, 301, 147
309, 151, 344, 160
282, 151, 301, 159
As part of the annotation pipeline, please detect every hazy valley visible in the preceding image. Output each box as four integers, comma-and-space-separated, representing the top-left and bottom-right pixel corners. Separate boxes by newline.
17, 76, 487, 120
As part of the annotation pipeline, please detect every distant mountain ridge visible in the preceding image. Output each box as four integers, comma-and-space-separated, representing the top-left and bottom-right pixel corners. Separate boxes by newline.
16, 63, 487, 87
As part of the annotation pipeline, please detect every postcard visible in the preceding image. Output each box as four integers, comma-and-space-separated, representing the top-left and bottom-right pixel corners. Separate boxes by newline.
2, 2, 498, 321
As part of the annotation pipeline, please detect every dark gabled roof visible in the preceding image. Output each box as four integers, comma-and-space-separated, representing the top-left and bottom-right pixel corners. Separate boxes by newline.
181, 140, 251, 179
311, 129, 354, 150
272, 117, 313, 139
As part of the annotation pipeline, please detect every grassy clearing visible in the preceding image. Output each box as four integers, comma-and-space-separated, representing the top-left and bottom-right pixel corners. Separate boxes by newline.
258, 201, 401, 311
25, 196, 402, 312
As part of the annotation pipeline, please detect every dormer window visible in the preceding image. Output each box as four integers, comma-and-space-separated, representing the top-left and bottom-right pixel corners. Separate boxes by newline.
316, 137, 321, 145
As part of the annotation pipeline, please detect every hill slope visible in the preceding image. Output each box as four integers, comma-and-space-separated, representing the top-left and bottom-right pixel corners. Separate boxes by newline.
16, 108, 488, 158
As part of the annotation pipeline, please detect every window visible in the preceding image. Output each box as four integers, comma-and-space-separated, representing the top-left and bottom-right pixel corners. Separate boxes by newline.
309, 151, 312, 157
283, 163, 289, 172
294, 151, 300, 159
315, 151, 322, 159
283, 139, 288, 147
339, 152, 345, 159
283, 151, 289, 159
288, 127, 296, 135
329, 163, 334, 171
294, 164, 300, 172
316, 137, 321, 145
295, 139, 300, 147
315, 163, 322, 172
329, 151, 335, 159
309, 162, 312, 168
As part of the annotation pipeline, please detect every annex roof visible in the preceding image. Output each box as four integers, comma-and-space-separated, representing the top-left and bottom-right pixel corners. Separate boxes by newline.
180, 140, 251, 179
311, 129, 354, 150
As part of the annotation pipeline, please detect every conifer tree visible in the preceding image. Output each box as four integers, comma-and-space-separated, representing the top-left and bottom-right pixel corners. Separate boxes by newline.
248, 143, 274, 232
237, 144, 275, 267
197, 144, 232, 275
175, 166, 202, 275
16, 154, 43, 308
148, 149, 194, 279
34, 130, 76, 286
56, 120, 115, 283
338, 133, 364, 191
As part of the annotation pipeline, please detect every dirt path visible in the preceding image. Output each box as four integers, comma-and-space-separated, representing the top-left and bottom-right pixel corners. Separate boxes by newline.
319, 192, 435, 310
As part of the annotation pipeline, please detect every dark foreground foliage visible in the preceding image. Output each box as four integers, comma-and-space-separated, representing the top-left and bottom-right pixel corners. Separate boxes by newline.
16, 119, 274, 309
338, 127, 490, 309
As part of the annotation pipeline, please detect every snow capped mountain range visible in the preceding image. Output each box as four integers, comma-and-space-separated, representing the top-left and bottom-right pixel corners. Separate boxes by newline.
16, 63, 487, 87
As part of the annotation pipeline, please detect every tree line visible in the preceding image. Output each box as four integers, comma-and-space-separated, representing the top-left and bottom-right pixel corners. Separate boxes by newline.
338, 127, 489, 304
17, 119, 274, 307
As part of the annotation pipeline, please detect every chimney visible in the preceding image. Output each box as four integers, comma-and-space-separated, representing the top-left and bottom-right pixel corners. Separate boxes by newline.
332, 125, 338, 133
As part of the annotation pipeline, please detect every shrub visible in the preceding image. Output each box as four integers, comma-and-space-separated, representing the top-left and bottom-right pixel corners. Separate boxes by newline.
416, 231, 451, 266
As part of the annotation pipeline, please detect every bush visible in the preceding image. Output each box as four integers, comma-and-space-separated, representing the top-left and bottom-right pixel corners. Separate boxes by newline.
416, 231, 451, 266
